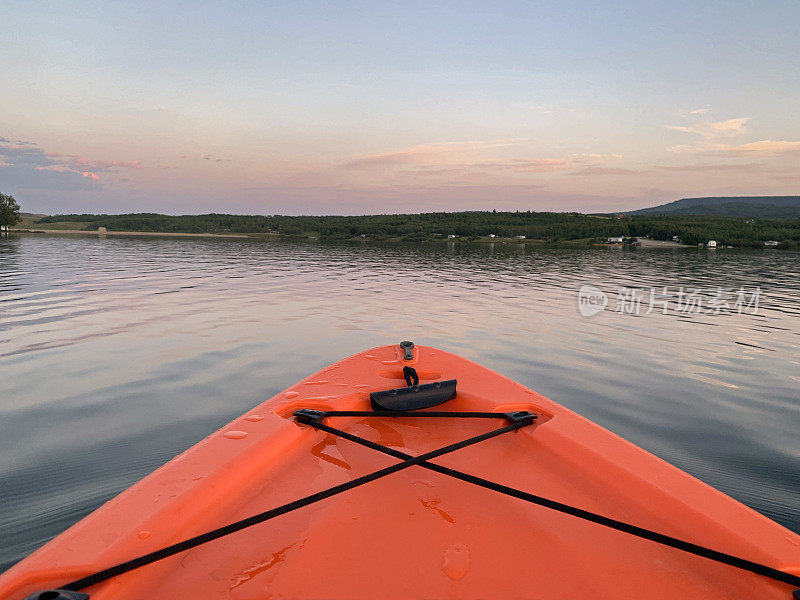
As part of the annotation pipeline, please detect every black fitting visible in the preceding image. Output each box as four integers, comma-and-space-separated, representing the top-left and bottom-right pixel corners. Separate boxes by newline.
23, 591, 90, 600
504, 411, 538, 425
403, 366, 419, 386
293, 409, 326, 425
399, 340, 415, 360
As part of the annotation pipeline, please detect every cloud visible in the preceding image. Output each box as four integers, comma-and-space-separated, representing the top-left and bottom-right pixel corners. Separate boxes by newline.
667, 118, 749, 139
339, 140, 570, 184
709, 140, 800, 157
569, 167, 638, 176
654, 162, 763, 172
690, 107, 711, 115
396, 158, 567, 178
664, 116, 799, 158
569, 152, 624, 164
0, 137, 140, 191
506, 159, 566, 172
202, 154, 231, 163
343, 139, 528, 169
46, 153, 141, 172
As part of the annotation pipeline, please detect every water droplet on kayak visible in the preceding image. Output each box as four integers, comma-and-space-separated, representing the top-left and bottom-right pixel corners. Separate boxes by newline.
230, 545, 294, 590
138, 530, 151, 540
441, 544, 470, 580
223, 430, 248, 439
304, 380, 330, 385
192, 475, 203, 481
364, 354, 377, 359
285, 391, 300, 398
381, 360, 399, 365
244, 414, 263, 422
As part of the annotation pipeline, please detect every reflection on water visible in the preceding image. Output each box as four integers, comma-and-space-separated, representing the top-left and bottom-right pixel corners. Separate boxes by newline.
1, 234, 798, 570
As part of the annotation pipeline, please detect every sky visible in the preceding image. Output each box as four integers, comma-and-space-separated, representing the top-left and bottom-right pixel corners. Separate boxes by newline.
1, 0, 798, 215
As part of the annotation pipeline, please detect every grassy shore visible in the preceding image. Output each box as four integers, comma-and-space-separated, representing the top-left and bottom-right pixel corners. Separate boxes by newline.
10, 227, 253, 239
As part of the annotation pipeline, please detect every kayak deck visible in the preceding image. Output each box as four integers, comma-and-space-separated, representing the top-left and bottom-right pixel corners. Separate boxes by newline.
2, 344, 798, 599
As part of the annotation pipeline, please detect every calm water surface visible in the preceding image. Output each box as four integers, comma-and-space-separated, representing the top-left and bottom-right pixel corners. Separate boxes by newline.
1, 234, 798, 571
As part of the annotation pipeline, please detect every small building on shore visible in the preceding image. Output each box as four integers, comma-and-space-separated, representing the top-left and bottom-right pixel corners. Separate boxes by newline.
514, 235, 526, 240
707, 240, 717, 248
607, 236, 624, 244
764, 240, 779, 248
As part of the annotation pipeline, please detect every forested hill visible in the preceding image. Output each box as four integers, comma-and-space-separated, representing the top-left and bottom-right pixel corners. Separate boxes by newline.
630, 196, 800, 218
32, 211, 800, 247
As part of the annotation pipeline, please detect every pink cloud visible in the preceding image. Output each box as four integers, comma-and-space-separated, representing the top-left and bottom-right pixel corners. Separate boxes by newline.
711, 140, 800, 157
343, 139, 528, 169
654, 162, 763, 172
569, 167, 639, 176
46, 152, 141, 172
667, 117, 749, 139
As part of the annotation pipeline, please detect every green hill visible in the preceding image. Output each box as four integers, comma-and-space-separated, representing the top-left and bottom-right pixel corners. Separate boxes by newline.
630, 196, 800, 218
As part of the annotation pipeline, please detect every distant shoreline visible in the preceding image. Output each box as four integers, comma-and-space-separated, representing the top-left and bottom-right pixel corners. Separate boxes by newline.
10, 228, 252, 239
18, 209, 798, 248
7, 228, 697, 247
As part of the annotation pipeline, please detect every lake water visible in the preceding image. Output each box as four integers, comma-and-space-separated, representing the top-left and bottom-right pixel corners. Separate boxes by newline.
1, 234, 798, 572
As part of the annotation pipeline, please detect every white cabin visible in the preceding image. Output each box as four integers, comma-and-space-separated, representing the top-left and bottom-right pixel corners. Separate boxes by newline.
707, 240, 717, 248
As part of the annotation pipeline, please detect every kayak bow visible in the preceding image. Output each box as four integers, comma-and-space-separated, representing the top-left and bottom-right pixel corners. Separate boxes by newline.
3, 342, 799, 599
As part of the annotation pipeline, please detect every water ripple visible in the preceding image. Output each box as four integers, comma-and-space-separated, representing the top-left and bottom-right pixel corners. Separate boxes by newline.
0, 235, 798, 572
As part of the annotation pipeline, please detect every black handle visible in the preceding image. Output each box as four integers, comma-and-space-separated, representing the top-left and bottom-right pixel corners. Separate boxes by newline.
370, 380, 457, 411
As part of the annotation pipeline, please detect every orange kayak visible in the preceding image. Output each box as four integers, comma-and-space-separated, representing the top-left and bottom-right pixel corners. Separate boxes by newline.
3, 343, 799, 599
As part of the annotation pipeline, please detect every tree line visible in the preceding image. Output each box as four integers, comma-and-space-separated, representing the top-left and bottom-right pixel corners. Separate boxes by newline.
31, 210, 800, 247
